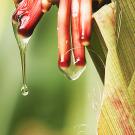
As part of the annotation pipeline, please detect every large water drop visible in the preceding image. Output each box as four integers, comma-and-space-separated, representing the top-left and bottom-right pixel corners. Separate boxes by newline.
60, 65, 86, 81
59, 53, 86, 80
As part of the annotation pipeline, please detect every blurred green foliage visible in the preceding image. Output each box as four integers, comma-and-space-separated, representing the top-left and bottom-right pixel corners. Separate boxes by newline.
0, 2, 103, 135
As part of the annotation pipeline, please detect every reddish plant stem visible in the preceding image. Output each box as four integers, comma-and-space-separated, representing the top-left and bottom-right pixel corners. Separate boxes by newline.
12, 0, 43, 37
12, 0, 52, 37
57, 0, 71, 68
80, 0, 92, 46
12, 0, 111, 70
71, 0, 86, 66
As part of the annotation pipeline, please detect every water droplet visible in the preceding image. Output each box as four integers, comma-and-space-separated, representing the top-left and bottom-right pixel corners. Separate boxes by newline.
65, 40, 69, 45
74, 124, 89, 135
92, 102, 99, 112
81, 32, 85, 40
12, 21, 31, 95
21, 84, 29, 96
57, 26, 59, 31
60, 65, 86, 81
59, 52, 86, 80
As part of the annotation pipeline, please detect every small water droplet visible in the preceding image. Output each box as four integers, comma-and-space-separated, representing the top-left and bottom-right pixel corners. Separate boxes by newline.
74, 124, 89, 135
92, 102, 99, 112
91, 84, 103, 112
21, 84, 29, 96
65, 40, 69, 45
57, 26, 59, 31
81, 32, 85, 40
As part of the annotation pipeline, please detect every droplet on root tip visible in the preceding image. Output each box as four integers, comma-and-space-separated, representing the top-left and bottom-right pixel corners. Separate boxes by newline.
21, 84, 29, 96
59, 65, 86, 81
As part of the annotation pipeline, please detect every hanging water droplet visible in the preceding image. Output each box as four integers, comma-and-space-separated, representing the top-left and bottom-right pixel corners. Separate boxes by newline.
57, 26, 59, 31
12, 21, 31, 95
60, 65, 86, 81
59, 52, 86, 80
21, 84, 29, 96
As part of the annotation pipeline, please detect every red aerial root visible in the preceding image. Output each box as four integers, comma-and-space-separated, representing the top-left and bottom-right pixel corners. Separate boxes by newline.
71, 0, 86, 66
12, 0, 52, 37
80, 0, 92, 46
57, 0, 71, 68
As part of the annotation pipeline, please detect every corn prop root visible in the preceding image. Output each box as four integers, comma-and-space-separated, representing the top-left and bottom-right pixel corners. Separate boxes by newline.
57, 0, 71, 68
71, 0, 86, 66
80, 0, 92, 46
12, 0, 112, 69
12, 0, 52, 37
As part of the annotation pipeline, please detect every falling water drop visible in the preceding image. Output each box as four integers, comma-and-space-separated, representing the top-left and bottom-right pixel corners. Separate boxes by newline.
12, 21, 30, 96
21, 84, 29, 96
